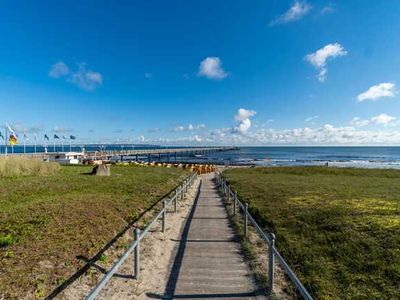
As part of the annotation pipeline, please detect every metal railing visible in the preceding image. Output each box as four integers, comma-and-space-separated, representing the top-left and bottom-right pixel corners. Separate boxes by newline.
85, 172, 197, 300
216, 173, 313, 300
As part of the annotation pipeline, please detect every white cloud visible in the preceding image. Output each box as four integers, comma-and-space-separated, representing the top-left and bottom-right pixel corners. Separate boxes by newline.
320, 4, 334, 15
234, 108, 256, 135
49, 61, 70, 78
234, 108, 256, 122
304, 115, 319, 123
116, 119, 400, 146
370, 113, 396, 125
269, 1, 311, 26
13, 124, 43, 134
188, 124, 206, 131
191, 135, 202, 143
198, 57, 228, 80
53, 126, 73, 133
173, 124, 206, 132
357, 83, 397, 102
173, 126, 185, 132
49, 61, 102, 91
305, 43, 347, 82
350, 117, 370, 127
350, 114, 396, 128
69, 63, 102, 91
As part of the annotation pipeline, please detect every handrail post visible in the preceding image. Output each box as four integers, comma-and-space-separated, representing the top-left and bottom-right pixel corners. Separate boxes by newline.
233, 191, 237, 216
244, 202, 248, 237
134, 228, 140, 279
268, 233, 275, 293
228, 185, 231, 203
223, 180, 227, 196
162, 199, 167, 233
174, 190, 177, 213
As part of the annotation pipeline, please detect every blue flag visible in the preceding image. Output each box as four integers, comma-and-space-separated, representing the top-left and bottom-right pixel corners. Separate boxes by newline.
70, 135, 76, 140
44, 134, 49, 140
0, 131, 3, 140
54, 134, 60, 139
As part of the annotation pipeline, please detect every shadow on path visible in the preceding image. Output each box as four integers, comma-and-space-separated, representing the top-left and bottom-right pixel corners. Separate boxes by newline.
45, 185, 178, 299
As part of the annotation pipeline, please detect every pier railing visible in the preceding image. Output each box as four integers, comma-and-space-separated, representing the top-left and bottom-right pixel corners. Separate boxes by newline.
85, 172, 197, 300
216, 173, 313, 300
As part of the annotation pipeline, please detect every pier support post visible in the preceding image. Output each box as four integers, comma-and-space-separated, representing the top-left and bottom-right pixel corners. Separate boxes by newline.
134, 228, 141, 279
268, 233, 275, 293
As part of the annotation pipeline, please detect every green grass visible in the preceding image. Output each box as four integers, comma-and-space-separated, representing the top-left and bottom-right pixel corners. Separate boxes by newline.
0, 164, 187, 299
223, 167, 400, 300
0, 156, 60, 177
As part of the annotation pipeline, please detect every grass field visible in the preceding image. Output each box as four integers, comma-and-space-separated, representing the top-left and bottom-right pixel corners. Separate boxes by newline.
0, 164, 187, 298
223, 167, 400, 300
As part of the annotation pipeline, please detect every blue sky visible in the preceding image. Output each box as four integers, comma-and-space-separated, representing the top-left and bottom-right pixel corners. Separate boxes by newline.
1, 0, 400, 145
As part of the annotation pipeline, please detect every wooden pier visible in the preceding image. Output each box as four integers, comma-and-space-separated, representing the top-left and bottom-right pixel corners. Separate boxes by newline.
5, 146, 239, 163
87, 146, 238, 162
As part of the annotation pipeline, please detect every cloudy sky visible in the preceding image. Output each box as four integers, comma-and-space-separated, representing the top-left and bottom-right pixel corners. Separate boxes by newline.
1, 0, 400, 145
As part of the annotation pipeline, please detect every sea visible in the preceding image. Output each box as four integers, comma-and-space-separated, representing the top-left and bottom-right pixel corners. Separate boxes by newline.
2, 144, 400, 169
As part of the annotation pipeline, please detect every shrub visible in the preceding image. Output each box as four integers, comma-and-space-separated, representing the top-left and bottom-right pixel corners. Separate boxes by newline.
0, 234, 16, 247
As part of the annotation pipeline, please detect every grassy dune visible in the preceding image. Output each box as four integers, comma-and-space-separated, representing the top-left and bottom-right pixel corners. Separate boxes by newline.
223, 167, 400, 299
0, 164, 187, 298
0, 156, 59, 177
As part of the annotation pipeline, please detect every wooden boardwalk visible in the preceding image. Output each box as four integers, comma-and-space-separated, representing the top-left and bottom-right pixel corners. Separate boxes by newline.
160, 173, 266, 299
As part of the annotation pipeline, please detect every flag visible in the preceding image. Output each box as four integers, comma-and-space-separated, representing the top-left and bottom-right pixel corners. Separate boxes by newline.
0, 131, 3, 140
44, 134, 49, 140
7, 124, 18, 145
62, 135, 67, 139
54, 134, 60, 139
70, 135, 76, 140
9, 134, 17, 145
23, 133, 29, 141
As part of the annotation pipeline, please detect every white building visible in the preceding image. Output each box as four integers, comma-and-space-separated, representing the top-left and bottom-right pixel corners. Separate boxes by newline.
47, 152, 84, 165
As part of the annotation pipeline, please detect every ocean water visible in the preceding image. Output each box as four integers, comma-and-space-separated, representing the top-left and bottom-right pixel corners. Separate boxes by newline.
177, 146, 400, 169
2, 145, 400, 169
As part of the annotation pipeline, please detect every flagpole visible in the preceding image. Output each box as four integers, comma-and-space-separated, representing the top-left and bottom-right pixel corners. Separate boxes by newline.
23, 135, 26, 154
5, 126, 8, 156
70, 140, 72, 152
54, 138, 56, 153
34, 135, 37, 154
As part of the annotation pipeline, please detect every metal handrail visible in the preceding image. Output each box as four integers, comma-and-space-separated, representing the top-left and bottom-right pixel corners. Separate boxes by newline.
86, 173, 197, 300
217, 173, 313, 300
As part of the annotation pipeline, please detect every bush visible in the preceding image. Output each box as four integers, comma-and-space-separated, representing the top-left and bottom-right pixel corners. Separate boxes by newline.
0, 156, 60, 177
0, 234, 16, 247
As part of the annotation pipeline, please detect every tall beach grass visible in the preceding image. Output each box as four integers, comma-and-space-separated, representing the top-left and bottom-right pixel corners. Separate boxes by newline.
0, 156, 60, 177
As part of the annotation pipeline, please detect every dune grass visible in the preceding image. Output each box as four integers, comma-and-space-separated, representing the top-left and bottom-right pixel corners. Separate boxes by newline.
0, 156, 60, 177
0, 164, 187, 299
223, 167, 400, 300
